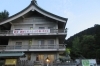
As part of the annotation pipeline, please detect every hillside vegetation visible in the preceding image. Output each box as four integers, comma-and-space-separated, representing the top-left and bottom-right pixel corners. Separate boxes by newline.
65, 24, 100, 63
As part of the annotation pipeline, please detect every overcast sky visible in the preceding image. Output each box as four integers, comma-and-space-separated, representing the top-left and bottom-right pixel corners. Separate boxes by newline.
0, 0, 100, 39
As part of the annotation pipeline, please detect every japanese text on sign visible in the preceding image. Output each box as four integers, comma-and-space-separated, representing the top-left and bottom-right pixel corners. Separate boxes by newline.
13, 29, 50, 34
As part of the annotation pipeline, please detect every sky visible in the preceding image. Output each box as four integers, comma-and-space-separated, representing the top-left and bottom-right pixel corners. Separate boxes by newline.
0, 0, 100, 39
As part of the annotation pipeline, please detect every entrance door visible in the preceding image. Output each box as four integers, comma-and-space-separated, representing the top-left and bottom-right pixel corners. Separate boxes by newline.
37, 54, 55, 66
38, 54, 55, 63
38, 54, 55, 62
38, 55, 44, 62
47, 55, 54, 63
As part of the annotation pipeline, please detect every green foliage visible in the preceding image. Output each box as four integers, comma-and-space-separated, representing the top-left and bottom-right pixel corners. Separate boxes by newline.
69, 35, 95, 59
80, 35, 95, 58
65, 48, 71, 55
96, 49, 100, 59
0, 10, 9, 30
65, 25, 100, 64
71, 37, 81, 57
0, 10, 9, 21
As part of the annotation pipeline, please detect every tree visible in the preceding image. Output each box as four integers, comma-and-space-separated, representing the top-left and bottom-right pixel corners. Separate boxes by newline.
71, 37, 81, 59
0, 10, 9, 30
65, 25, 100, 63
70, 35, 95, 59
65, 48, 71, 55
96, 49, 100, 64
0, 10, 9, 21
80, 35, 95, 58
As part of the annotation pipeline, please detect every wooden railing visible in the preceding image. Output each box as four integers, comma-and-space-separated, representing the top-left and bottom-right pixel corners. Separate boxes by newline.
0, 29, 67, 36
16, 60, 77, 66
16, 60, 35, 66
0, 44, 65, 51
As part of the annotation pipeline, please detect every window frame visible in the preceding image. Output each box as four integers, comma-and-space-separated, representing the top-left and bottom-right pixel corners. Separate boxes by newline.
15, 42, 22, 49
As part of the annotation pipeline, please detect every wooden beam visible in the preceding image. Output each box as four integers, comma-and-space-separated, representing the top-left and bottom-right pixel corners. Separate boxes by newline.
20, 16, 25, 19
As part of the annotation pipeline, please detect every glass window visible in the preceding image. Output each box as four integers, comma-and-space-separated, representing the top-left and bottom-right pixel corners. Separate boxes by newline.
48, 27, 54, 33
48, 40, 54, 48
15, 29, 22, 30
38, 55, 44, 61
29, 39, 32, 45
48, 40, 54, 44
48, 27, 53, 29
47, 55, 54, 62
38, 40, 45, 48
39, 27, 45, 29
15, 42, 22, 49
30, 27, 33, 30
38, 40, 44, 45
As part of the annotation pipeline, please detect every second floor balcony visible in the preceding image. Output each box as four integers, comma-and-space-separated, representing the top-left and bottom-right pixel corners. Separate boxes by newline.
0, 44, 66, 52
0, 29, 67, 37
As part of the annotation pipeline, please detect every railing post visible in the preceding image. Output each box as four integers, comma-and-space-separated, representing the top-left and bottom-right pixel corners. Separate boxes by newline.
28, 44, 30, 51
13, 45, 15, 49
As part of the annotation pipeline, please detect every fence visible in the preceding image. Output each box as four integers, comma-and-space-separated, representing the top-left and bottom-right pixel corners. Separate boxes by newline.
16, 60, 77, 66
0, 29, 67, 36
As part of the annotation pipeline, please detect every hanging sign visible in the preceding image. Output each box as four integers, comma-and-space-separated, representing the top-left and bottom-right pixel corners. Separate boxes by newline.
13, 29, 50, 34
82, 60, 90, 66
5, 59, 17, 65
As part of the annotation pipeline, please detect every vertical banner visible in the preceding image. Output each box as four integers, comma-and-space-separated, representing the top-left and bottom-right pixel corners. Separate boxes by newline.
82, 60, 90, 66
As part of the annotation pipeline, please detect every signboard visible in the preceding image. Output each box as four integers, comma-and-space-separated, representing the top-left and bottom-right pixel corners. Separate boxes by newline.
5, 59, 17, 65
13, 29, 50, 34
89, 59, 97, 66
82, 60, 90, 66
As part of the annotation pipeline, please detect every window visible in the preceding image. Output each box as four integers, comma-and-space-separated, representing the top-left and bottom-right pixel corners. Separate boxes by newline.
48, 27, 53, 29
15, 29, 22, 30
38, 40, 44, 45
48, 27, 54, 33
48, 40, 54, 44
38, 55, 44, 61
47, 55, 54, 62
15, 42, 22, 49
48, 40, 54, 48
16, 42, 22, 45
38, 40, 45, 48
30, 27, 33, 30
29, 39, 32, 45
39, 27, 45, 29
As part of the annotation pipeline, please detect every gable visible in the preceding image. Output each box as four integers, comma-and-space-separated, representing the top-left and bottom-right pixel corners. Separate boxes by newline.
0, 1, 67, 25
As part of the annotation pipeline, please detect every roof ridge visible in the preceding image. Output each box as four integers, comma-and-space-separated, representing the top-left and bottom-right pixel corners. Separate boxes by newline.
31, 0, 37, 5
